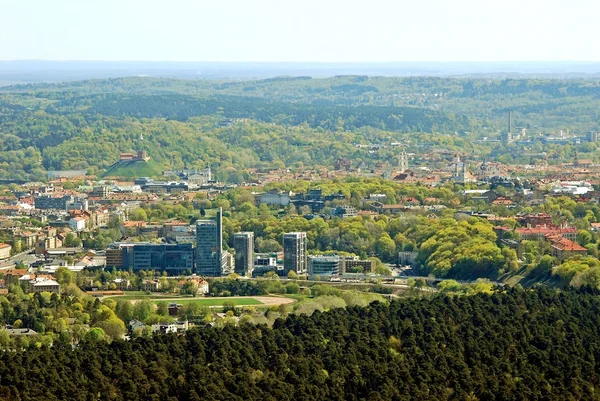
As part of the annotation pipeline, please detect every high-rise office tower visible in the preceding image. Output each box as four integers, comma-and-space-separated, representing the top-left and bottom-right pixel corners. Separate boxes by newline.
233, 232, 254, 277
196, 208, 223, 276
283, 232, 307, 274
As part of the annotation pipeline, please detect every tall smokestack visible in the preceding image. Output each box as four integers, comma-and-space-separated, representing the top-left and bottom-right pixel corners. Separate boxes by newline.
508, 110, 512, 134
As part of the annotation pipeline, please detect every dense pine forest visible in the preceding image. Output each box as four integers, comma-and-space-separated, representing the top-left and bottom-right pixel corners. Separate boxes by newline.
2, 287, 600, 400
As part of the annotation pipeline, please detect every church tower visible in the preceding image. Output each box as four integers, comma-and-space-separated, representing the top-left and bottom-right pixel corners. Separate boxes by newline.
398, 150, 409, 173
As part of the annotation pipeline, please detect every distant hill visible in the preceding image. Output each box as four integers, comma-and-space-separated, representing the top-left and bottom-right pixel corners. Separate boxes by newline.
102, 159, 162, 179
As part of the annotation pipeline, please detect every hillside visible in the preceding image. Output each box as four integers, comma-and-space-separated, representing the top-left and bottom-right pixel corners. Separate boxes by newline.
102, 159, 163, 179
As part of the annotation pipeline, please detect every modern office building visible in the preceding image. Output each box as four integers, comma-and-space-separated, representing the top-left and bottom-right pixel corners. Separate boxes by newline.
309, 255, 340, 276
283, 232, 307, 274
196, 208, 224, 276
252, 253, 278, 277
131, 244, 194, 274
34, 195, 74, 210
233, 232, 254, 277
105, 243, 194, 274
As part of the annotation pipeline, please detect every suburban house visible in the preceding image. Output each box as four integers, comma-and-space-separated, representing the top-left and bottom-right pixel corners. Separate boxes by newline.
112, 278, 131, 290
140, 279, 161, 292
177, 276, 209, 295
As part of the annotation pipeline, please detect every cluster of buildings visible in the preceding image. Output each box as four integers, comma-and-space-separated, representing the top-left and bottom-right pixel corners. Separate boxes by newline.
495, 213, 588, 261
104, 210, 368, 278
1, 268, 61, 294
255, 188, 346, 212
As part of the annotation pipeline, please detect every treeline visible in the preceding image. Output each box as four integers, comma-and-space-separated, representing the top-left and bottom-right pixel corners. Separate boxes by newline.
2, 287, 600, 400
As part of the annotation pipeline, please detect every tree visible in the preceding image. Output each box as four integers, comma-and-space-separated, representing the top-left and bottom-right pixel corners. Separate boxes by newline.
11, 240, 22, 254
577, 230, 593, 246
84, 327, 106, 342
54, 267, 73, 285
437, 279, 464, 293
375, 233, 396, 262
285, 282, 301, 294
95, 317, 126, 340
129, 208, 148, 221
132, 300, 155, 322
287, 270, 298, 280
64, 233, 77, 247
156, 301, 168, 316
535, 255, 555, 276
116, 299, 133, 322
0, 329, 12, 349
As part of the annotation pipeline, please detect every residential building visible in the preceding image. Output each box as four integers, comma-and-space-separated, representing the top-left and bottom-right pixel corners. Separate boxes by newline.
258, 190, 291, 207
3, 269, 28, 284
4, 328, 38, 337
196, 208, 224, 276
309, 255, 340, 276
151, 321, 189, 334
233, 232, 254, 277
517, 213, 553, 228
0, 243, 11, 260
29, 278, 60, 294
283, 232, 307, 274
92, 186, 110, 197
177, 276, 209, 295
548, 236, 588, 260
66, 198, 89, 211
112, 278, 131, 290
140, 279, 161, 292
68, 217, 86, 231
340, 256, 374, 273
330, 205, 358, 218
367, 194, 387, 203
516, 226, 578, 241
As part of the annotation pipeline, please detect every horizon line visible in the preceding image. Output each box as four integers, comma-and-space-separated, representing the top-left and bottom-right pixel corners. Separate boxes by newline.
2, 59, 600, 64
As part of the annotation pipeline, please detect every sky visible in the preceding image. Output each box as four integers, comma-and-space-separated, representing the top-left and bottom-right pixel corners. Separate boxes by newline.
1, 0, 598, 62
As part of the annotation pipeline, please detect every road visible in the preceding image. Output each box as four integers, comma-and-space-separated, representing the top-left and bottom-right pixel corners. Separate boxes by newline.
0, 250, 38, 269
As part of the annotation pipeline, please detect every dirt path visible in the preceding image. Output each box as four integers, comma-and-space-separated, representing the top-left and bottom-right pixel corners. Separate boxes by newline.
252, 296, 296, 306
127, 296, 296, 306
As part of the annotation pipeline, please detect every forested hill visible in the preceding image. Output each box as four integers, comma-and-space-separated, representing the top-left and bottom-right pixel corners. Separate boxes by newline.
2, 287, 600, 400
48, 93, 463, 132
2, 75, 600, 181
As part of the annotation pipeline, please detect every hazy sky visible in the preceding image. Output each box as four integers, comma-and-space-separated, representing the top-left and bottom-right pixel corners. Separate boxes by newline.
1, 0, 598, 62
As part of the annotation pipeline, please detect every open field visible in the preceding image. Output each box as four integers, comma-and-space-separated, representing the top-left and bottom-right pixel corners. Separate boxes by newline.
106, 293, 297, 308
